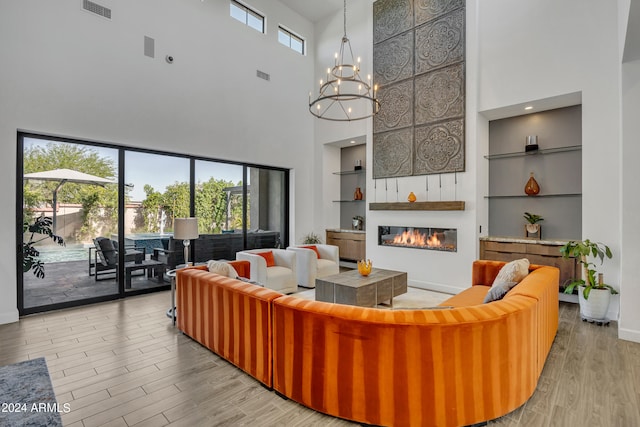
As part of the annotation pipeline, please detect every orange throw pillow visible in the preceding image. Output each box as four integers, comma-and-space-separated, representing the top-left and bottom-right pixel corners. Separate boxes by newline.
256, 251, 275, 267
302, 245, 321, 259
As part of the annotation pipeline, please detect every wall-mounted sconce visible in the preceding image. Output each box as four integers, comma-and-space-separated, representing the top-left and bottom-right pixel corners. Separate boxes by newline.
525, 135, 538, 152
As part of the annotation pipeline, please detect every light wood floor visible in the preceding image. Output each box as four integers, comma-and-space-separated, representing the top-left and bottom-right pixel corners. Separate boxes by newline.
1, 292, 639, 427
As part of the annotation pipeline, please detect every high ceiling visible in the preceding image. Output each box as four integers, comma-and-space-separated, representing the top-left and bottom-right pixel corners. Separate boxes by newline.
278, 0, 344, 23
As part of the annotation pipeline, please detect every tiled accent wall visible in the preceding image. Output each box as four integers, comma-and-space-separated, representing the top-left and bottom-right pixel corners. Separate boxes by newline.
373, 0, 465, 178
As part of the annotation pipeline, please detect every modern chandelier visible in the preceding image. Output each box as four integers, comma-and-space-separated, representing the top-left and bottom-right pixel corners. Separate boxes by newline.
308, 0, 380, 122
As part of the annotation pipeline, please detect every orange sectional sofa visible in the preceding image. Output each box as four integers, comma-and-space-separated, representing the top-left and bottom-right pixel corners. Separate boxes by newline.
177, 260, 559, 427
177, 261, 282, 387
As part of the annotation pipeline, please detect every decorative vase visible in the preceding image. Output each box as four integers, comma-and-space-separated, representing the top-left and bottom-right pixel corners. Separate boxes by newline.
407, 192, 417, 203
578, 286, 611, 321
357, 259, 372, 276
354, 187, 363, 200
524, 172, 540, 196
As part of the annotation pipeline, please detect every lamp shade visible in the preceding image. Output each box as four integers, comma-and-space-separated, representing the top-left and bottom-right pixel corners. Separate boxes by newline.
174, 218, 199, 240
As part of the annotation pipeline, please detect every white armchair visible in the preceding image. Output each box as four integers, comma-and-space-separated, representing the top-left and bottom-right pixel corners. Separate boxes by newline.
235, 249, 298, 294
287, 244, 340, 288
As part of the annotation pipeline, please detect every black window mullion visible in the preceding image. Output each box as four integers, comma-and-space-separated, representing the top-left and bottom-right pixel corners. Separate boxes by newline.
117, 148, 125, 293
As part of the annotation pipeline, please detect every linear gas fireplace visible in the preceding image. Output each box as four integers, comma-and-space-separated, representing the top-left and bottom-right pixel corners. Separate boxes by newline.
378, 226, 457, 252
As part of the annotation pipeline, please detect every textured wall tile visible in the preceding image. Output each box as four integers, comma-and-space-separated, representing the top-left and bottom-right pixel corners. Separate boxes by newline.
374, 31, 414, 86
415, 7, 464, 74
415, 63, 464, 126
374, 80, 414, 133
414, 119, 464, 174
373, 128, 414, 178
373, 0, 413, 44
415, 0, 465, 26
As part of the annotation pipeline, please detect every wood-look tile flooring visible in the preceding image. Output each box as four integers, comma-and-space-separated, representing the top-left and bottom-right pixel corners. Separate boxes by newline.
1, 292, 639, 427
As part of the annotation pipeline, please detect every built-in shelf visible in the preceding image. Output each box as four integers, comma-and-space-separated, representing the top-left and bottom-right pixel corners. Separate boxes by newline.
333, 200, 366, 203
333, 169, 365, 175
369, 201, 465, 211
485, 193, 581, 199
484, 145, 581, 160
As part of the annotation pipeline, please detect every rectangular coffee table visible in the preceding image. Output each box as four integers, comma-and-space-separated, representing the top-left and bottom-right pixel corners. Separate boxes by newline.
315, 268, 408, 308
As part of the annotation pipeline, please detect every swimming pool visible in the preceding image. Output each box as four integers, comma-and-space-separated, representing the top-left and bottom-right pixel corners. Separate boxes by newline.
36, 245, 90, 263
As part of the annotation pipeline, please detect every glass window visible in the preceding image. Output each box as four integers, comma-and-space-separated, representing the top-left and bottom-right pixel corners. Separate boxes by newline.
21, 136, 120, 310
230, 1, 264, 33
278, 26, 304, 55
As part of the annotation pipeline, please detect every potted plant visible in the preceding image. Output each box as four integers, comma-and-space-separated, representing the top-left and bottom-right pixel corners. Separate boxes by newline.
302, 232, 322, 244
523, 212, 543, 234
21, 216, 65, 278
560, 239, 617, 322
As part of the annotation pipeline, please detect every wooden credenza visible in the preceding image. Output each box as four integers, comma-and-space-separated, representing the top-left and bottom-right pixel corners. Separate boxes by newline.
479, 237, 578, 289
326, 230, 365, 261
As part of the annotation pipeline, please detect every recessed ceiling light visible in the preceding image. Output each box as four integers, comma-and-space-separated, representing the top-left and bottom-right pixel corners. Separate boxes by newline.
350, 140, 356, 144
525, 106, 533, 110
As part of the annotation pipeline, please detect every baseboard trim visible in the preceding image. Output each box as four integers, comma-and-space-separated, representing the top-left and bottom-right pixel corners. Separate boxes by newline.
618, 328, 640, 343
0, 309, 19, 325
408, 280, 459, 296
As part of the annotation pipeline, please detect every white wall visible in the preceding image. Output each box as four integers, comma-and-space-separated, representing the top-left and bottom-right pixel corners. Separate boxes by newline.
620, 59, 640, 342
0, 0, 316, 323
477, 0, 624, 322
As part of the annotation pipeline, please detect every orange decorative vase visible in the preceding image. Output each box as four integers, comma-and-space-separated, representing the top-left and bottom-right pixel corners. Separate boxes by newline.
524, 172, 540, 196
407, 192, 417, 202
354, 187, 363, 200
357, 259, 372, 276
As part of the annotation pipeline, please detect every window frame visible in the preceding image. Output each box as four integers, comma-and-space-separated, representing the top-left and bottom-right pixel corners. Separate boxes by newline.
277, 25, 305, 55
230, 0, 265, 34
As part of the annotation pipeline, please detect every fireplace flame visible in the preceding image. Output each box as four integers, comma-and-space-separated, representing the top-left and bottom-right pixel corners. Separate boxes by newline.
392, 229, 442, 248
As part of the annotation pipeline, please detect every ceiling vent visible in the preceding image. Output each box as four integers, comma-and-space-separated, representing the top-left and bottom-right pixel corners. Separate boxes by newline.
256, 70, 270, 81
82, 0, 111, 19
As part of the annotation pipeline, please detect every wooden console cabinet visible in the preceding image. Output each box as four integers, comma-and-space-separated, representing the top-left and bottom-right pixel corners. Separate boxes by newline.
326, 230, 365, 261
480, 237, 578, 288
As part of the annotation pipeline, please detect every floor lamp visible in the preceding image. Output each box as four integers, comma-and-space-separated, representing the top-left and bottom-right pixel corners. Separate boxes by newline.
174, 218, 199, 267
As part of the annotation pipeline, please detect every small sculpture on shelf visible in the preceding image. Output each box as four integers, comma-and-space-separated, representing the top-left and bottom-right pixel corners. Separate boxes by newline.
524, 212, 543, 238
407, 192, 417, 203
352, 215, 363, 230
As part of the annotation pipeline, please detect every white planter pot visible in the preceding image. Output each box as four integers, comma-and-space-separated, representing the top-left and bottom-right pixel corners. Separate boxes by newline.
578, 286, 611, 321
526, 224, 540, 233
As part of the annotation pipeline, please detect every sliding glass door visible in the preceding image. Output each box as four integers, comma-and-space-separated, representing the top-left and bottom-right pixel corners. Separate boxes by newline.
21, 136, 120, 310
124, 151, 190, 292
18, 132, 289, 315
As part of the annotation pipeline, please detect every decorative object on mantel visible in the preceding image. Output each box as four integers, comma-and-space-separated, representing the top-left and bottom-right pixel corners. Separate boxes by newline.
523, 212, 544, 239
560, 239, 616, 324
309, 0, 380, 121
524, 172, 540, 196
354, 187, 363, 200
408, 192, 417, 202
525, 135, 539, 152
370, 201, 465, 211
357, 259, 372, 276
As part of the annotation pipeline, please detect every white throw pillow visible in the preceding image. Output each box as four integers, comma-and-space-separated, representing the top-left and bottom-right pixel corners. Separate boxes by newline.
493, 258, 530, 285
483, 281, 517, 303
207, 260, 239, 279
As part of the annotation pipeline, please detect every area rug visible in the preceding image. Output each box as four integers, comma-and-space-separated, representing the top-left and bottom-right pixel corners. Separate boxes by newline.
0, 357, 63, 427
293, 286, 450, 309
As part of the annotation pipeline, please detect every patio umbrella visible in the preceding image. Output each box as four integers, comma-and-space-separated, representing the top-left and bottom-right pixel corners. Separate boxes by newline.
23, 168, 116, 233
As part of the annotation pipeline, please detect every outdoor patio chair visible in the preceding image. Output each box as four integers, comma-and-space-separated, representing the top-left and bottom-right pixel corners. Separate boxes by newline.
90, 237, 145, 281
152, 237, 185, 271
